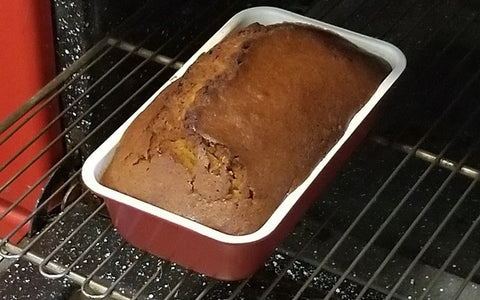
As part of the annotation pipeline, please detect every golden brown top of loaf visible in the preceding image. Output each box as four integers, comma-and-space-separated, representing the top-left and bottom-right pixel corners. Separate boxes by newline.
101, 23, 390, 235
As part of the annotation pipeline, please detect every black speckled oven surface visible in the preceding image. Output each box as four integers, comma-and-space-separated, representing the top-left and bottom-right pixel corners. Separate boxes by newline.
1, 0, 480, 299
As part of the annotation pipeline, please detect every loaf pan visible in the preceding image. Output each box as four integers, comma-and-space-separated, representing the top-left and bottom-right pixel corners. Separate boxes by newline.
82, 6, 406, 280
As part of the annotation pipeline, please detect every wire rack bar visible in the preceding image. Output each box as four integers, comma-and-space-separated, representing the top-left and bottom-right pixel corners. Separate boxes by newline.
214, 0, 480, 298
387, 180, 477, 296
194, 280, 216, 300
416, 204, 480, 299
0, 39, 106, 135
0, 0, 229, 230
1, 179, 86, 258
285, 248, 407, 299
322, 101, 480, 299
0, 26, 165, 175
40, 224, 114, 279
372, 136, 479, 180
258, 210, 338, 299
453, 254, 480, 300
0, 5, 170, 152
107, 38, 185, 70
227, 277, 251, 300
293, 52, 480, 300
80, 240, 128, 298
82, 246, 143, 299
0, 41, 109, 148
0, 0, 158, 136
2, 242, 131, 300
2, 0, 480, 299
2, 1, 241, 299
0, 4, 164, 148
292, 2, 480, 294
357, 145, 480, 299
0, 22, 168, 197
131, 265, 163, 300
221, 0, 376, 296
164, 273, 189, 300
38, 202, 108, 278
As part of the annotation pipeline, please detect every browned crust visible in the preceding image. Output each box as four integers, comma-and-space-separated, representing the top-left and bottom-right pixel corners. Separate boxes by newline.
101, 23, 390, 235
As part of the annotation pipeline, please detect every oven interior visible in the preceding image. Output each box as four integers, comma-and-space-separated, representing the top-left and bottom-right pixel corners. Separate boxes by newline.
1, 0, 480, 299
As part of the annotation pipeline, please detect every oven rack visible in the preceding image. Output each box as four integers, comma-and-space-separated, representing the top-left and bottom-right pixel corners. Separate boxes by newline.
2, 0, 480, 299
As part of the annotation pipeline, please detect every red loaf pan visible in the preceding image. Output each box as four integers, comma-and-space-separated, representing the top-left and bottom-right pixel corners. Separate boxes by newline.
82, 7, 406, 280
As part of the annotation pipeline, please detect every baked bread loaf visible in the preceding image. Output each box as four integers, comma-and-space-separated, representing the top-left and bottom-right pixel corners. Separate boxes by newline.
101, 23, 390, 235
